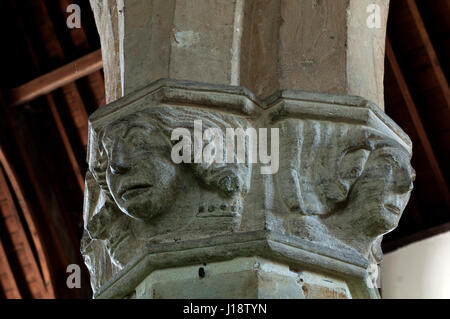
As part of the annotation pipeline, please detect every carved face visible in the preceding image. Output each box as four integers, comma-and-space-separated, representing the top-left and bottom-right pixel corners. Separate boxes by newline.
346, 146, 415, 236
85, 201, 139, 269
102, 122, 179, 220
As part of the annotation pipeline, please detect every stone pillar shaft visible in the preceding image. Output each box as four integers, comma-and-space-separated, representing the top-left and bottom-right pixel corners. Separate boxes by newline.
91, 0, 389, 108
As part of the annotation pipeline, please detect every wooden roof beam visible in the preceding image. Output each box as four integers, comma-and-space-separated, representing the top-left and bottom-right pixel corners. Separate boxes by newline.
46, 94, 85, 190
56, 0, 105, 108
7, 0, 92, 192
0, 165, 50, 298
386, 38, 450, 209
0, 239, 21, 299
0, 147, 55, 298
406, 0, 450, 110
1, 104, 72, 290
5, 49, 102, 108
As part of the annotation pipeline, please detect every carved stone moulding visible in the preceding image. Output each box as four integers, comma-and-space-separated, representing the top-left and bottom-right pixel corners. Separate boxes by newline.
82, 79, 414, 298
96, 231, 374, 299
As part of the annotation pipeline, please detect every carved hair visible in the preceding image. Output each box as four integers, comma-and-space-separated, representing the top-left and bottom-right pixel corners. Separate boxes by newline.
90, 105, 252, 198
275, 120, 412, 263
276, 119, 408, 216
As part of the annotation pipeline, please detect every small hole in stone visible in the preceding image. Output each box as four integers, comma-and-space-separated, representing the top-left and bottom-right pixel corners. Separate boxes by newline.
199, 267, 205, 278
208, 206, 215, 212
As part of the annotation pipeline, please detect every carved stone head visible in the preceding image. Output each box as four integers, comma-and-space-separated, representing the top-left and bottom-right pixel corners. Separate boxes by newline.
82, 106, 252, 281
327, 144, 415, 262
274, 118, 414, 260
98, 115, 180, 221
343, 146, 415, 236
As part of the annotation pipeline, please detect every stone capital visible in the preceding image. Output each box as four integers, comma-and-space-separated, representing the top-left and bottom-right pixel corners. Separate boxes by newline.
81, 79, 413, 298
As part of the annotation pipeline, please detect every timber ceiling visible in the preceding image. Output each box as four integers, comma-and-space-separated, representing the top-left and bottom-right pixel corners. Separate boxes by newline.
0, 0, 449, 298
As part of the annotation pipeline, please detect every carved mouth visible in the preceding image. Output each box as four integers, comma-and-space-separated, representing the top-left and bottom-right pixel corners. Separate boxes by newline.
119, 183, 152, 201
384, 204, 401, 215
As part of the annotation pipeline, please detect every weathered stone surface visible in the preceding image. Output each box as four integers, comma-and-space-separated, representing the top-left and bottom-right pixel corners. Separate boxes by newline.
90, 0, 389, 108
85, 0, 407, 299
90, 230, 378, 299
81, 79, 413, 298
132, 257, 352, 299
135, 257, 306, 299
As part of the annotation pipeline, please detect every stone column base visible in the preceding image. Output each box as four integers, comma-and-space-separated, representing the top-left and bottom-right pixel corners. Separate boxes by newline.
136, 257, 353, 299
95, 231, 378, 299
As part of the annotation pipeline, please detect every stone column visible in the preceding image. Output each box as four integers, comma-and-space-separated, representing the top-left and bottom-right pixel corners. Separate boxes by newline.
82, 0, 414, 299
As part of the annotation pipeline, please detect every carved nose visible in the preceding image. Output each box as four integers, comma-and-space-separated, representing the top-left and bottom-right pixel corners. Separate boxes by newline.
109, 143, 131, 174
393, 165, 414, 194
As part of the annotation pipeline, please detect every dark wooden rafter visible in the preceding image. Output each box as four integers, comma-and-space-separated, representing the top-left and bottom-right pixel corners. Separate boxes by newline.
0, 0, 103, 299
0, 148, 54, 298
405, 0, 450, 110
7, 0, 87, 192
386, 38, 450, 209
31, 1, 91, 150
1, 104, 78, 298
0, 91, 58, 299
8, 2, 94, 298
5, 51, 102, 192
56, 0, 105, 108
6, 50, 102, 108
0, 239, 21, 299
7, 0, 91, 155
20, 3, 89, 268
2, 2, 85, 298
0, 165, 50, 298
46, 95, 85, 190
